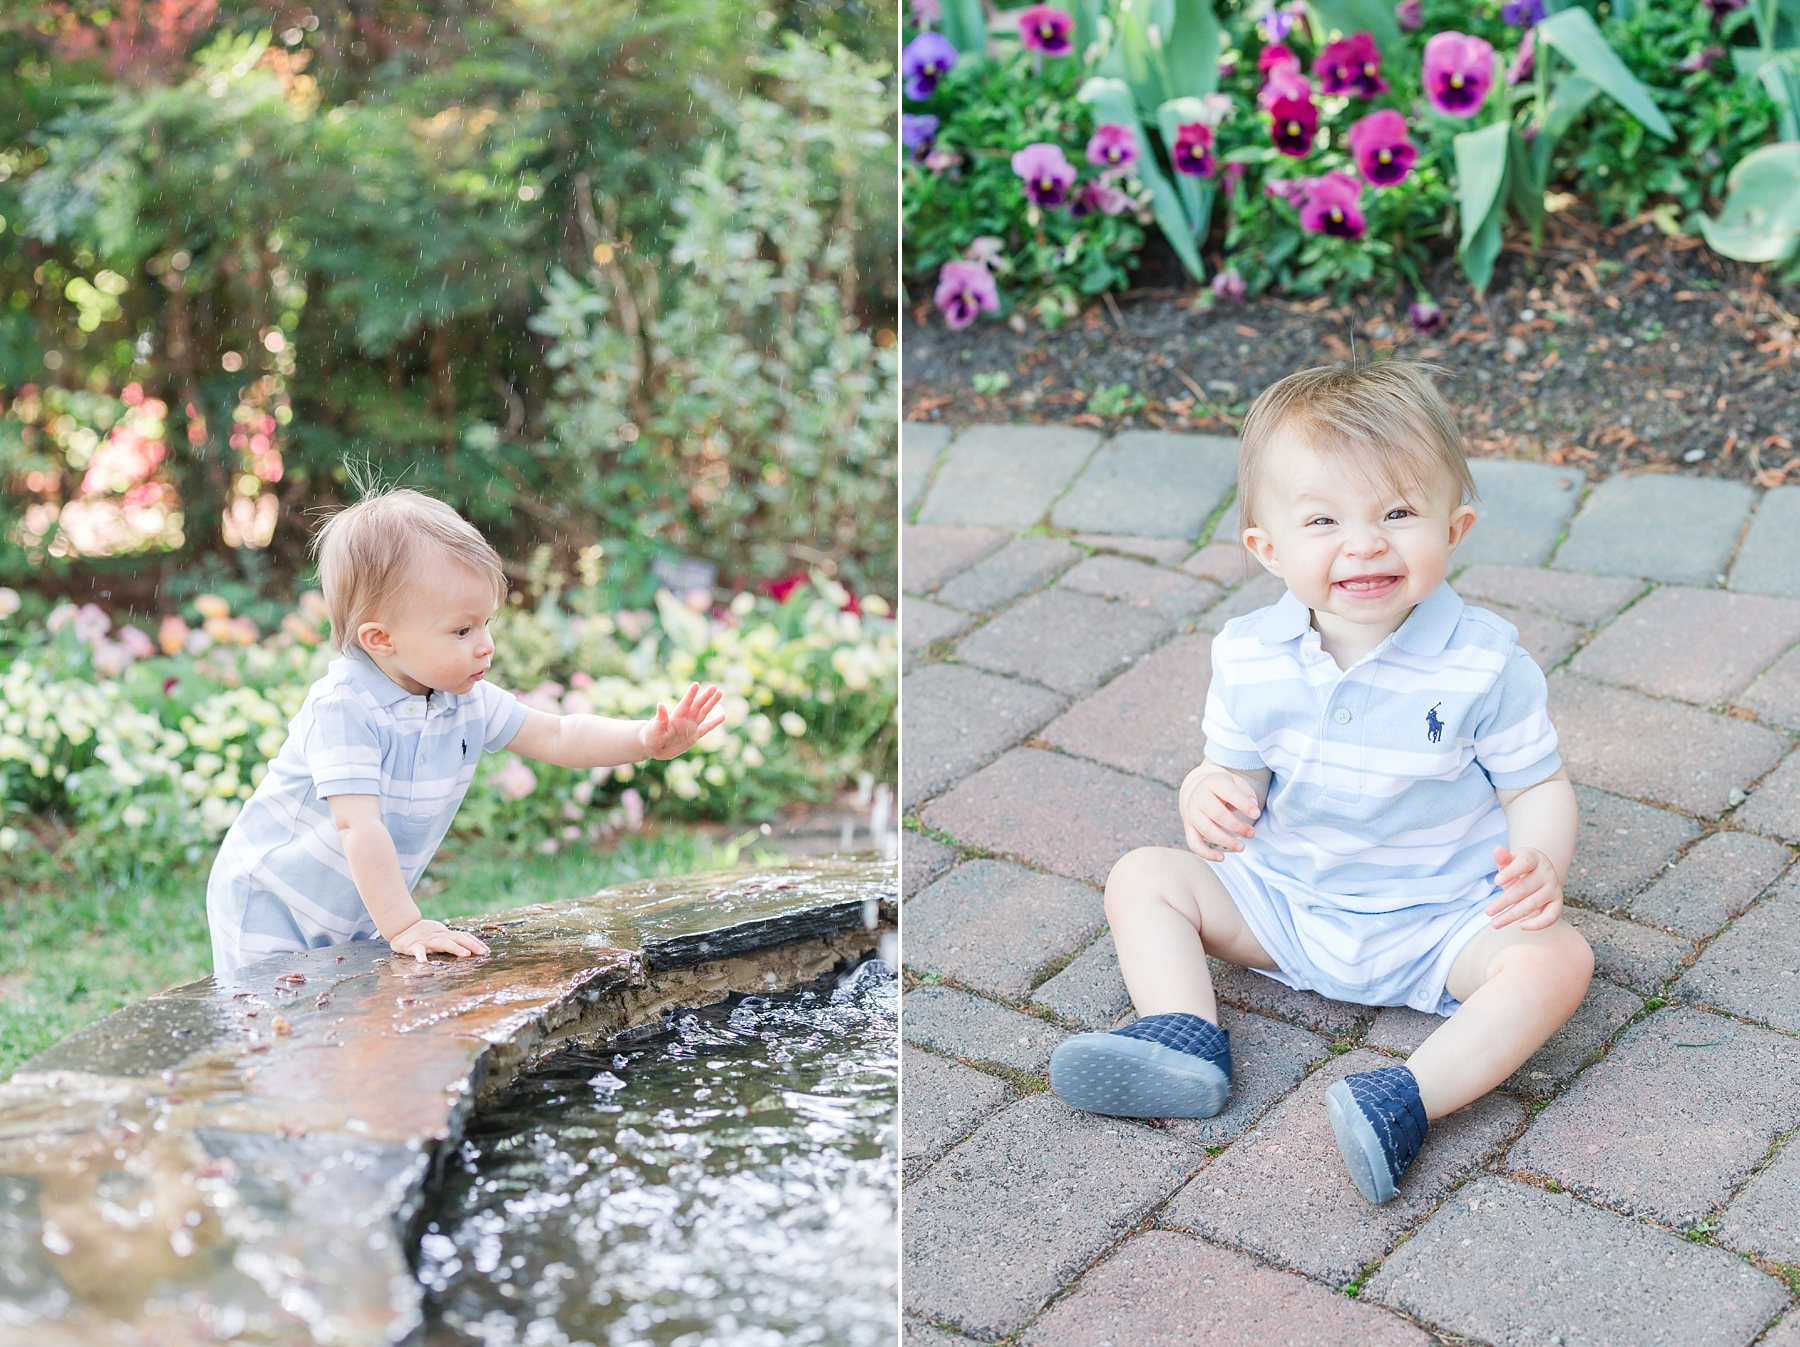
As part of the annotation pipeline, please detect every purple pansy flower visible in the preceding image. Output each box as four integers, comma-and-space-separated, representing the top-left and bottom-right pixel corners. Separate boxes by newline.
1347, 109, 1416, 186
902, 32, 959, 101
1706, 0, 1748, 18
1086, 123, 1139, 170
1173, 122, 1217, 176
1259, 60, 1314, 109
1315, 31, 1387, 98
1018, 4, 1076, 56
1268, 97, 1319, 157
1212, 269, 1247, 302
1422, 32, 1495, 116
1502, 0, 1545, 23
1296, 171, 1366, 239
1395, 0, 1423, 30
935, 261, 999, 329
1071, 181, 1134, 217
1409, 300, 1445, 333
901, 114, 939, 155
1507, 29, 1536, 85
1011, 142, 1078, 207
1257, 5, 1296, 42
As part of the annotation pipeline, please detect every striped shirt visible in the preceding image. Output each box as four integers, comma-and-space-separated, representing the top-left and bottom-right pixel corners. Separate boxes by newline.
1202, 582, 1561, 922
206, 645, 528, 976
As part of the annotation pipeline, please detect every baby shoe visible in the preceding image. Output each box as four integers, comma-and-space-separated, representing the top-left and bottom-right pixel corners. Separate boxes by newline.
1324, 1065, 1428, 1204
1048, 1012, 1232, 1119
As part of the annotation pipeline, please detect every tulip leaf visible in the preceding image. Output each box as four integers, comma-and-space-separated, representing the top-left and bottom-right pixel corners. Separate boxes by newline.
1164, 0, 1222, 100
1732, 49, 1800, 141
1453, 121, 1511, 256
1079, 77, 1206, 279
938, 0, 987, 64
1116, 3, 1169, 116
1537, 8, 1674, 139
1531, 75, 1598, 186
1072, 0, 1105, 62
1699, 141, 1800, 263
1461, 199, 1506, 296
1307, 0, 1404, 59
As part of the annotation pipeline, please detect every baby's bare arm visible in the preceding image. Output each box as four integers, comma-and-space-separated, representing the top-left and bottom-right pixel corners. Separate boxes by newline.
1488, 767, 1578, 929
505, 684, 725, 769
327, 794, 488, 962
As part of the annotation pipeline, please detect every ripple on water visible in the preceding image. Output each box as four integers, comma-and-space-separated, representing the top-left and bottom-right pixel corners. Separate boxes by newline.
416, 960, 898, 1347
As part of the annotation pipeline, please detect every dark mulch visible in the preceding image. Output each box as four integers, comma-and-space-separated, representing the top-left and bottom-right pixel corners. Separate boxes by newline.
903, 208, 1800, 486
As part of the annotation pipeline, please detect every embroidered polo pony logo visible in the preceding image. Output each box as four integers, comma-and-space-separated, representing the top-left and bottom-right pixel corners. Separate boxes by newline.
1425, 703, 1445, 744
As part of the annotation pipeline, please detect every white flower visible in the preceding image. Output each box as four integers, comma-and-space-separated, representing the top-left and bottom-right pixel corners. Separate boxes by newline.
779, 712, 807, 737
0, 827, 18, 851
122, 805, 150, 829
0, 589, 19, 618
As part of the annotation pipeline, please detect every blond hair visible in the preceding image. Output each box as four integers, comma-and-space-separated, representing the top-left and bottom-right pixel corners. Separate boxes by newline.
1234, 361, 1475, 533
311, 487, 507, 653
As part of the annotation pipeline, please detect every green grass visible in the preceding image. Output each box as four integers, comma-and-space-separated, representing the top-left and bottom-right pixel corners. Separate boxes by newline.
0, 826, 770, 1079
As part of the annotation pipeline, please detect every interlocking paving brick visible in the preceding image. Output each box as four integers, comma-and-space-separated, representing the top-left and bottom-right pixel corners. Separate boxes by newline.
1565, 785, 1702, 909
1182, 540, 1260, 588
1049, 432, 1238, 539
1197, 570, 1287, 631
1460, 459, 1586, 567
1549, 676, 1787, 818
1073, 534, 1195, 565
1019, 1229, 1433, 1347
1629, 831, 1792, 938
1471, 598, 1584, 670
1030, 932, 1131, 1030
1715, 1134, 1800, 1264
1768, 1313, 1800, 1347
904, 1317, 979, 1347
922, 748, 1182, 886
1210, 497, 1239, 544
902, 1046, 1011, 1183
1730, 483, 1800, 599
1454, 563, 1646, 628
902, 1094, 1202, 1340
904, 860, 1105, 1000
956, 588, 1172, 696
1365, 979, 1642, 1098
902, 985, 1068, 1074
1041, 633, 1212, 787
1736, 750, 1800, 843
1209, 959, 1374, 1038
904, 833, 959, 898
1163, 1048, 1522, 1286
1737, 645, 1800, 732
916, 425, 1100, 530
1505, 1005, 1800, 1226
1563, 908, 1690, 992
1161, 1007, 1332, 1146
904, 597, 974, 653
1365, 1175, 1789, 1347
935, 536, 1083, 613
905, 525, 1009, 595
901, 663, 1067, 811
1675, 872, 1800, 1032
1553, 473, 1757, 586
1569, 586, 1800, 705
903, 423, 954, 517
1057, 554, 1223, 618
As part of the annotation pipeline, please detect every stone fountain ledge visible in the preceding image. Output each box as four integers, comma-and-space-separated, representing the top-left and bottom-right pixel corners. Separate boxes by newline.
0, 857, 896, 1347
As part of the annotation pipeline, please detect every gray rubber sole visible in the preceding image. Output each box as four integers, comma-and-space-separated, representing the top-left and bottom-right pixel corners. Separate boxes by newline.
1047, 1033, 1230, 1119
1325, 1078, 1397, 1204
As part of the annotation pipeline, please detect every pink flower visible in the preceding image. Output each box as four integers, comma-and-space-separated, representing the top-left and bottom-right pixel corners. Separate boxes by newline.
1347, 109, 1417, 186
1173, 122, 1217, 176
1258, 41, 1297, 73
1507, 29, 1535, 85
1086, 123, 1139, 169
1315, 32, 1387, 98
1259, 60, 1314, 109
911, 0, 942, 24
1072, 180, 1135, 216
1268, 97, 1319, 157
1678, 45, 1728, 71
1423, 32, 1495, 116
935, 260, 1000, 329
964, 236, 1008, 270
1296, 171, 1367, 239
1018, 4, 1075, 56
1222, 161, 1247, 193
1265, 176, 1303, 201
620, 787, 645, 831
73, 603, 111, 644
1211, 269, 1248, 302
118, 625, 156, 660
1395, 0, 1423, 30
495, 758, 539, 801
1409, 300, 1445, 333
1011, 142, 1078, 207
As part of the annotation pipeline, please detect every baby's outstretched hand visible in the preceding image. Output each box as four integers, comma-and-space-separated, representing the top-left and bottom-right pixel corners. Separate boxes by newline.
1488, 845, 1563, 931
638, 683, 726, 760
1180, 767, 1261, 862
388, 918, 489, 964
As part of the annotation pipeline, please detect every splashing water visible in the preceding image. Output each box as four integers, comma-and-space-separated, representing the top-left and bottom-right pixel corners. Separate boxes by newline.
416, 962, 898, 1346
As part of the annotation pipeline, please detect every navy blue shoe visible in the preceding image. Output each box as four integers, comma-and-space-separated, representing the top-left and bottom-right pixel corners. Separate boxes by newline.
1048, 1013, 1232, 1119
1325, 1066, 1428, 1204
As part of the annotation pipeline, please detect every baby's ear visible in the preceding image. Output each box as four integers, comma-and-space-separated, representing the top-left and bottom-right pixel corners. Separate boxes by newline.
1446, 503, 1478, 549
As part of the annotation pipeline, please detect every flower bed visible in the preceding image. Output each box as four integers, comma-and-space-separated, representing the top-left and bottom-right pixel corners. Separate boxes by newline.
0, 579, 895, 872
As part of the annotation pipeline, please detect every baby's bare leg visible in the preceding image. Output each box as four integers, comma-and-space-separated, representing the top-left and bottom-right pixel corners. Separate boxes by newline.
1105, 847, 1279, 1024
1405, 919, 1593, 1120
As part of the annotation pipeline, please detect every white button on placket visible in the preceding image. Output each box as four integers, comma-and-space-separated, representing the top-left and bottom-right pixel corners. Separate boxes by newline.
1333, 707, 1352, 724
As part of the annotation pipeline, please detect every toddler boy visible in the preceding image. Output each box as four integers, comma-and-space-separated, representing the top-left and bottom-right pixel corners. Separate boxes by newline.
206, 487, 722, 976
1049, 362, 1590, 1203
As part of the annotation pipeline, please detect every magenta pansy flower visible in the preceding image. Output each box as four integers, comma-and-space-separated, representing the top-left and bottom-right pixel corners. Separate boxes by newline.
1212, 269, 1247, 302
1507, 29, 1536, 85
1258, 41, 1297, 73
1423, 32, 1495, 116
902, 32, 959, 100
1071, 180, 1134, 217
1011, 142, 1078, 207
1296, 171, 1366, 239
1086, 123, 1138, 169
1409, 300, 1445, 333
1395, 0, 1423, 30
1315, 32, 1387, 98
1268, 97, 1319, 157
1173, 122, 1217, 176
1018, 4, 1076, 55
1259, 60, 1314, 109
935, 261, 999, 329
1222, 161, 1247, 193
1347, 109, 1416, 186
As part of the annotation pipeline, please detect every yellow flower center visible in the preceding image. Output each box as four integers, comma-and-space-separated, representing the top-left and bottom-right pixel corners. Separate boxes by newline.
1379, 149, 1392, 163
1287, 121, 1301, 135
1450, 73, 1464, 87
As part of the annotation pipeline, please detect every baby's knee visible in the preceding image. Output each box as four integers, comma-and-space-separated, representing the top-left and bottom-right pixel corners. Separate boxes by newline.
1104, 847, 1173, 922
1528, 925, 1594, 1004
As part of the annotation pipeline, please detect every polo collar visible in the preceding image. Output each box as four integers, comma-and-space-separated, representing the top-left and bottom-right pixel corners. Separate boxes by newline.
1256, 588, 1313, 644
342, 644, 423, 707
1255, 580, 1464, 656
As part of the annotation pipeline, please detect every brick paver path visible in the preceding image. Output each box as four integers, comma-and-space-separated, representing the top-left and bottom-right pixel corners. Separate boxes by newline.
900, 425, 1800, 1347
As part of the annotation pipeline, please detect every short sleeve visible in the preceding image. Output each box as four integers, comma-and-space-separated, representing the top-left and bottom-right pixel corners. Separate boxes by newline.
1200, 631, 1268, 772
475, 679, 529, 753
1472, 646, 1562, 789
305, 692, 385, 798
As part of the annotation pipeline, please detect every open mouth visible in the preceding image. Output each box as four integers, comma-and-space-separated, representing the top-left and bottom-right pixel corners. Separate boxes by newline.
1333, 574, 1403, 599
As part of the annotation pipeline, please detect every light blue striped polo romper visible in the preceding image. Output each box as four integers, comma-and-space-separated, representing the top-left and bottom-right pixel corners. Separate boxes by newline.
1199, 582, 1562, 1016
205, 645, 528, 977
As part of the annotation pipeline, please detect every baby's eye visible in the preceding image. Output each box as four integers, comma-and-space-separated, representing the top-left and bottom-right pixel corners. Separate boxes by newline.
457, 626, 471, 637
1306, 516, 1335, 527
1385, 508, 1413, 521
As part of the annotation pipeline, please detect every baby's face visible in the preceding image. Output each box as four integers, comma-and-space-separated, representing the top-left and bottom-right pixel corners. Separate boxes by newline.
1243, 429, 1475, 633
364, 563, 498, 695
